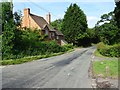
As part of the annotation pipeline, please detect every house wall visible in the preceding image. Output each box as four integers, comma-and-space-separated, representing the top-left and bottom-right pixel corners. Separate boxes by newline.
21, 8, 65, 45
22, 16, 41, 29
55, 35, 64, 45
21, 8, 41, 31
50, 31, 56, 40
44, 26, 53, 40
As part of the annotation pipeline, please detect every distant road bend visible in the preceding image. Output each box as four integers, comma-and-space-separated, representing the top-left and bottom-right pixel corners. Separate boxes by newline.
2, 46, 96, 88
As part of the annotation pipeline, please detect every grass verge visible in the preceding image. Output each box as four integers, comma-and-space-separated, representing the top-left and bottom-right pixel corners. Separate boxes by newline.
93, 60, 119, 79
94, 49, 106, 57
0, 49, 74, 65
94, 42, 108, 57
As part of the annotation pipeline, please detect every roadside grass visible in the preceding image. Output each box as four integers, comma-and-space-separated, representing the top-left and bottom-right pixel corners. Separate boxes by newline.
0, 49, 74, 65
93, 60, 119, 79
94, 42, 109, 57
94, 49, 106, 57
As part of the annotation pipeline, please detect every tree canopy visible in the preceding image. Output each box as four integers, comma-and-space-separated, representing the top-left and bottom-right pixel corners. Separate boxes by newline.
61, 3, 88, 46
51, 19, 63, 31
114, 1, 120, 28
2, 2, 16, 59
95, 11, 120, 45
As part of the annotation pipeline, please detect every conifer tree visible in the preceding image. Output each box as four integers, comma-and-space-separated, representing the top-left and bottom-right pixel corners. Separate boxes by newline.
61, 3, 87, 45
2, 2, 16, 59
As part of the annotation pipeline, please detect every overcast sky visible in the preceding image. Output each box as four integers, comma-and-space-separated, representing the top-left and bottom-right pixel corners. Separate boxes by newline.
13, 0, 116, 28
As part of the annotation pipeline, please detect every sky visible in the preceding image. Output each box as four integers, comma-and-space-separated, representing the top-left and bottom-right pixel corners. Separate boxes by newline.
13, 0, 116, 28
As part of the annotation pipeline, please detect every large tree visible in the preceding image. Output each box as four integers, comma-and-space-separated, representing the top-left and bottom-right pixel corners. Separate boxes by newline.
114, 1, 120, 28
0, 3, 1, 20
2, 2, 16, 59
61, 4, 87, 45
95, 12, 120, 45
96, 12, 115, 26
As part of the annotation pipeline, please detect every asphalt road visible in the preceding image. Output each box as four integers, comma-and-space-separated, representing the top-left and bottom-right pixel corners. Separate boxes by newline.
2, 46, 96, 88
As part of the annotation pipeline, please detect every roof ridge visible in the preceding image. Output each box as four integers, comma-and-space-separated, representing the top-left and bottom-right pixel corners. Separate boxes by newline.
30, 13, 43, 18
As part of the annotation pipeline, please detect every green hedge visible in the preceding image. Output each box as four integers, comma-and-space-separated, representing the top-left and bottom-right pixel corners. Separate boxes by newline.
98, 44, 120, 57
2, 28, 74, 60
3, 41, 73, 60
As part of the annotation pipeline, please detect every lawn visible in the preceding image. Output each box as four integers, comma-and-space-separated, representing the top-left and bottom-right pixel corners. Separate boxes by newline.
93, 60, 119, 79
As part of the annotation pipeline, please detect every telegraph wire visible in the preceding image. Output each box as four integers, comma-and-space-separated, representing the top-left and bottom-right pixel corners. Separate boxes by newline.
27, 0, 50, 13
27, 0, 61, 19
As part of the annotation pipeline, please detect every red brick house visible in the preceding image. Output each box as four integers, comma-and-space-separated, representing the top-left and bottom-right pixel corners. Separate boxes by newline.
21, 8, 67, 45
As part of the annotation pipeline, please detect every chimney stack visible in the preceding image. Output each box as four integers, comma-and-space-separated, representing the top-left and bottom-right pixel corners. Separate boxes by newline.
46, 12, 51, 24
23, 8, 30, 27
24, 8, 30, 18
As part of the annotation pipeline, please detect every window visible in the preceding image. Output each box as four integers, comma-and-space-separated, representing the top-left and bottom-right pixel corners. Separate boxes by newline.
45, 29, 48, 35
51, 32, 55, 37
56, 36, 59, 39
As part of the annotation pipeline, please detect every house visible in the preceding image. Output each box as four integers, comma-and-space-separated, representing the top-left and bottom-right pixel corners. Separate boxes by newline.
21, 8, 67, 45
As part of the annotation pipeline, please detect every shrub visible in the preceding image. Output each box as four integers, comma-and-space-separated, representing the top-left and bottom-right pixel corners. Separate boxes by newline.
2, 27, 74, 60
62, 44, 74, 51
97, 42, 108, 50
98, 43, 120, 57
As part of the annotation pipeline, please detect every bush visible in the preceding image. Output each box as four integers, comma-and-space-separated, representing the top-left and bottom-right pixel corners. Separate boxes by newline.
98, 43, 120, 57
2, 28, 74, 60
62, 44, 74, 51
2, 27, 74, 60
45, 41, 62, 53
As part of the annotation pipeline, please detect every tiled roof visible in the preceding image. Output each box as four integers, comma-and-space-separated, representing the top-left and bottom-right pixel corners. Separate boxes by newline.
54, 28, 64, 36
30, 14, 51, 30
30, 13, 63, 36
43, 24, 56, 32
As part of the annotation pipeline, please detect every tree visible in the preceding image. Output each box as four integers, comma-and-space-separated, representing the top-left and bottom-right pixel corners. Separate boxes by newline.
61, 4, 88, 45
86, 28, 100, 44
95, 11, 120, 45
96, 12, 115, 26
14, 10, 22, 26
51, 19, 63, 30
2, 2, 16, 59
97, 23, 119, 44
0, 3, 2, 35
114, 1, 120, 28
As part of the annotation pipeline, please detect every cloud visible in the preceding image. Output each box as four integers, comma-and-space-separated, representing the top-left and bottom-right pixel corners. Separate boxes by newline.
87, 16, 98, 21
87, 16, 99, 28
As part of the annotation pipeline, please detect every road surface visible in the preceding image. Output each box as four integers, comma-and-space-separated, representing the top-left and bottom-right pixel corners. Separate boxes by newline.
2, 46, 96, 88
